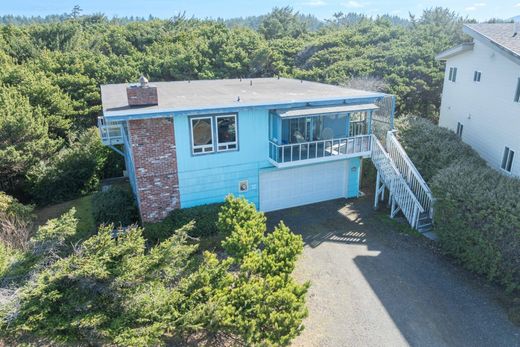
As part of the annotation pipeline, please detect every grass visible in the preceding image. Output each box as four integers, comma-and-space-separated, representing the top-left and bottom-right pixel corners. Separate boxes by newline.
375, 210, 422, 237
35, 194, 96, 241
1, 195, 97, 284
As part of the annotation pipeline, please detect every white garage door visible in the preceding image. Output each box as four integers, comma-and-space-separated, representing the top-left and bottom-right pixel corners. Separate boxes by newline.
260, 160, 348, 212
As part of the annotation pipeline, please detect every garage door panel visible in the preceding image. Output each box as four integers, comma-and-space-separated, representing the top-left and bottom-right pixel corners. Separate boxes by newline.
260, 161, 348, 212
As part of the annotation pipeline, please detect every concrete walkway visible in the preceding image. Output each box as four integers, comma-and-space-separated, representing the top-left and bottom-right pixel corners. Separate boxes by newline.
266, 197, 520, 347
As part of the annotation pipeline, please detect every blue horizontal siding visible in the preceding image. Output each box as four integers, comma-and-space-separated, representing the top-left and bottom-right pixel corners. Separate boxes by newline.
174, 108, 272, 208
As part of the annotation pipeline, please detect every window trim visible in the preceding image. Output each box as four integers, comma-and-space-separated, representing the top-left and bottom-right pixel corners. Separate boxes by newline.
473, 70, 481, 82
514, 78, 520, 103
456, 122, 463, 137
190, 116, 215, 155
501, 146, 515, 173
448, 67, 457, 82
216, 114, 238, 152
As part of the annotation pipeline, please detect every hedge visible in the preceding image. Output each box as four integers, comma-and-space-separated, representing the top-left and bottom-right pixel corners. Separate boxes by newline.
91, 185, 139, 227
144, 203, 222, 243
396, 116, 520, 292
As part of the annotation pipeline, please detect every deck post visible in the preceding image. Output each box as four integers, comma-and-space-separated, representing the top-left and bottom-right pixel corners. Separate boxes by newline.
374, 171, 381, 209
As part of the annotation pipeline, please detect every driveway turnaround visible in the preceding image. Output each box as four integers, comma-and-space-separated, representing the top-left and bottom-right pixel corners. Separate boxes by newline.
266, 197, 520, 347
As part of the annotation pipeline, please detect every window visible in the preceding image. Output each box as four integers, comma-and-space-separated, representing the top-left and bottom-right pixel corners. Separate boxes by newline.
473, 71, 481, 82
216, 114, 237, 151
191, 117, 214, 154
456, 122, 463, 137
514, 78, 520, 102
448, 67, 457, 82
190, 114, 238, 155
501, 147, 515, 173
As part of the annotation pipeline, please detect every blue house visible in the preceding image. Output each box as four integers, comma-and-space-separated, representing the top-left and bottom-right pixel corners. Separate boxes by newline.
99, 77, 405, 224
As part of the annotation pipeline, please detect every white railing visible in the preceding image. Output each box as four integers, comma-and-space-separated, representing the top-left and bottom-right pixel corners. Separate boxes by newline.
385, 131, 434, 220
269, 134, 372, 165
371, 135, 424, 228
98, 117, 124, 145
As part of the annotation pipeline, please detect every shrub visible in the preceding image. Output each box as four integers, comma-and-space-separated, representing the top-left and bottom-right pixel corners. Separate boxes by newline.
1, 195, 308, 346
395, 115, 484, 181
144, 203, 221, 242
216, 196, 308, 345
219, 195, 266, 260
0, 192, 34, 250
396, 116, 520, 291
91, 185, 139, 227
28, 128, 109, 205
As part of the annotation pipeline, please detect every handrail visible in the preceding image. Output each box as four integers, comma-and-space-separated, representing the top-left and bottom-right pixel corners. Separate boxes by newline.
385, 130, 434, 220
387, 131, 432, 195
269, 134, 370, 147
269, 134, 372, 164
371, 134, 424, 228
98, 117, 124, 145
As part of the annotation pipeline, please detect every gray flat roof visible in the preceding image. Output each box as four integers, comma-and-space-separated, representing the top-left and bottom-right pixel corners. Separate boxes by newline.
101, 78, 383, 118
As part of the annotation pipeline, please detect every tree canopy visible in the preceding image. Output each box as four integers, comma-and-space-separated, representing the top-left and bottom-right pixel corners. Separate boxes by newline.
0, 6, 469, 204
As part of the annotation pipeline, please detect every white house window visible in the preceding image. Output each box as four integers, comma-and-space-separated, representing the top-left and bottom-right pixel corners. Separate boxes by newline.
501, 147, 515, 173
448, 67, 457, 82
514, 78, 520, 102
473, 71, 481, 82
191, 117, 214, 155
216, 114, 238, 151
456, 122, 463, 137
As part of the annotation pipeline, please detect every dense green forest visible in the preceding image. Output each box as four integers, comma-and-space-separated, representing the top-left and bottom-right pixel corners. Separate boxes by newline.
1, 6, 469, 206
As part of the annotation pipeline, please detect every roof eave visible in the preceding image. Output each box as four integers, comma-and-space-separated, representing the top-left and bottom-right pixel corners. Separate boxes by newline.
463, 24, 520, 65
435, 42, 474, 61
102, 93, 389, 121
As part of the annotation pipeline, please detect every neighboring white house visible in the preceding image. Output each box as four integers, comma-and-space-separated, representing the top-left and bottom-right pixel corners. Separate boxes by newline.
436, 23, 520, 177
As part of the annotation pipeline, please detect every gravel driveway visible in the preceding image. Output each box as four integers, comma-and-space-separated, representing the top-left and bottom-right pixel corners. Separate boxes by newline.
266, 197, 520, 347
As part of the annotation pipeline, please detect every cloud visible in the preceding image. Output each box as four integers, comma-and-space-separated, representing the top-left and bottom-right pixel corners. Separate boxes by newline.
343, 1, 365, 8
515, 2, 520, 7
302, 0, 327, 6
303, 0, 327, 6
465, 2, 486, 11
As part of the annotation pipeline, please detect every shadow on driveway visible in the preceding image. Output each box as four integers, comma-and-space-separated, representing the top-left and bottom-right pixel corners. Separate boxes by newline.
266, 197, 520, 347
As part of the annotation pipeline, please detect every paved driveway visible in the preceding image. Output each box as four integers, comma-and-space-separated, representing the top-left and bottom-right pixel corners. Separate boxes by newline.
266, 197, 520, 347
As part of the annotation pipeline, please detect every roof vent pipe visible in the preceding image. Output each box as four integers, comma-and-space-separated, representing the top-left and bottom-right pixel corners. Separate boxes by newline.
139, 75, 149, 87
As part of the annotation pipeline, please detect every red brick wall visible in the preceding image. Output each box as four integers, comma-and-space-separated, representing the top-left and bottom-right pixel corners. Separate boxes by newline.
128, 117, 180, 222
126, 86, 158, 106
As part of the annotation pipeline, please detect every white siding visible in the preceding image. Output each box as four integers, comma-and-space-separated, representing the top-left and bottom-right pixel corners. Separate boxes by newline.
259, 161, 349, 212
439, 40, 520, 177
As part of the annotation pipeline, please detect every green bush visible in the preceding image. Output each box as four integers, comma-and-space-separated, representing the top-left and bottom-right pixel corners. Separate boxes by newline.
219, 195, 266, 260
144, 203, 222, 242
91, 185, 139, 227
28, 128, 109, 205
2, 195, 308, 346
395, 116, 485, 181
396, 116, 520, 292
0, 192, 34, 250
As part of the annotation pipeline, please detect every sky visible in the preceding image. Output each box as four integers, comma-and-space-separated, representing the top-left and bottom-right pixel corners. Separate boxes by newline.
1, 0, 519, 21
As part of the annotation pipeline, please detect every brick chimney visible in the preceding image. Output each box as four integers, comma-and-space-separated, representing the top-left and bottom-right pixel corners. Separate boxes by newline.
126, 76, 158, 106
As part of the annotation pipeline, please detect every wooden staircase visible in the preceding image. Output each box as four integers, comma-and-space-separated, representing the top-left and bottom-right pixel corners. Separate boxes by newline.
370, 132, 435, 237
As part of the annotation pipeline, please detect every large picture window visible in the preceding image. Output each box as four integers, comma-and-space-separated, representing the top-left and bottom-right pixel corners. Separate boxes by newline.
216, 114, 237, 151
191, 117, 214, 154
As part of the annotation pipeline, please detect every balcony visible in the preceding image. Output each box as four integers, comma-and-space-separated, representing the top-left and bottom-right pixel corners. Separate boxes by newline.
269, 134, 372, 167
268, 104, 376, 167
98, 117, 124, 146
